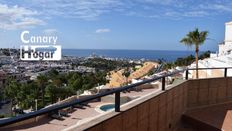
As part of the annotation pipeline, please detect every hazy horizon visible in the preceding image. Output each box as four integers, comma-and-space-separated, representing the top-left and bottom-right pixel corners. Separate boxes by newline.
1, 47, 214, 52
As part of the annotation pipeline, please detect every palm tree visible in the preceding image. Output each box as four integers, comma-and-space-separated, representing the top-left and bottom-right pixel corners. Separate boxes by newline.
180, 28, 208, 79
45, 84, 56, 104
4, 78, 20, 116
36, 75, 48, 107
123, 68, 131, 85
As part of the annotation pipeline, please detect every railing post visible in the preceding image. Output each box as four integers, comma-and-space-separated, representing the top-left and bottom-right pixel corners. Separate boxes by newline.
185, 69, 188, 80
225, 68, 227, 77
162, 77, 165, 91
115, 92, 120, 112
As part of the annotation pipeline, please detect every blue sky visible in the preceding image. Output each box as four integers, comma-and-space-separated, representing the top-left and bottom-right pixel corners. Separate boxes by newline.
0, 0, 232, 51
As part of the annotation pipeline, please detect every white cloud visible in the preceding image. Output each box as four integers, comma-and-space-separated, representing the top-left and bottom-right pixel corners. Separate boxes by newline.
43, 29, 58, 34
164, 10, 209, 18
200, 3, 232, 13
9, 0, 123, 20
137, 0, 174, 5
1, 0, 232, 22
136, 0, 232, 19
0, 4, 45, 30
183, 11, 209, 17
96, 28, 111, 33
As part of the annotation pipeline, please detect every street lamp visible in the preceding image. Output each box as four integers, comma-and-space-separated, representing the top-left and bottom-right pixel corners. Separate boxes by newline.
35, 99, 38, 111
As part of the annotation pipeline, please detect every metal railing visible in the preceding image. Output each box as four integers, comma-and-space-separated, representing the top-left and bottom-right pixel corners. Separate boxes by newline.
0, 67, 232, 127
185, 67, 232, 80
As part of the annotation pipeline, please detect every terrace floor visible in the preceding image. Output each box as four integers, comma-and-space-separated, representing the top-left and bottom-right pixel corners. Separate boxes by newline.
183, 102, 232, 131
3, 88, 159, 131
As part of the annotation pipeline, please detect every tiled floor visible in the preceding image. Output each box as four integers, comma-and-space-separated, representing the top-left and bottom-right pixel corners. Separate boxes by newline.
1, 88, 160, 131
184, 102, 232, 131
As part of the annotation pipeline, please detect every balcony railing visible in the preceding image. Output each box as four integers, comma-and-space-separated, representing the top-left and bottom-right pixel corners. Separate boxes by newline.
0, 67, 232, 127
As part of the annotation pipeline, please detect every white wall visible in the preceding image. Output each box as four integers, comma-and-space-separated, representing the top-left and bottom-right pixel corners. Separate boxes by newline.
225, 22, 232, 43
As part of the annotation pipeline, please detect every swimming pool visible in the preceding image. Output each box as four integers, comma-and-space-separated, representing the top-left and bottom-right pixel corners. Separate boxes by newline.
99, 104, 115, 112
95, 103, 115, 113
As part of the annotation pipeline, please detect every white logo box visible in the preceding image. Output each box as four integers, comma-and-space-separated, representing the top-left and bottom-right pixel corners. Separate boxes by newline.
20, 45, 62, 61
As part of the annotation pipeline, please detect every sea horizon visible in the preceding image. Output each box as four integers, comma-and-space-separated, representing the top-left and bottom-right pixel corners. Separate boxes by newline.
62, 49, 209, 62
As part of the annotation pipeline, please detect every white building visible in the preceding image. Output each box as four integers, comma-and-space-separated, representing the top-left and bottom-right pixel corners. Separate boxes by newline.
218, 22, 232, 56
189, 21, 232, 78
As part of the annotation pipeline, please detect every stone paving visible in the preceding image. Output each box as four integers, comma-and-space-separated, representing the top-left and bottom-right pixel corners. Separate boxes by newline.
3, 88, 160, 131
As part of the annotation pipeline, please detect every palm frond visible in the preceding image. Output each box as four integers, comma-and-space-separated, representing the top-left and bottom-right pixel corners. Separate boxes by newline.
199, 31, 209, 45
180, 37, 193, 47
180, 28, 208, 47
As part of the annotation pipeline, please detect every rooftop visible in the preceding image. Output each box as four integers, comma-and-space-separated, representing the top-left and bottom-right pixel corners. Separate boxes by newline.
226, 21, 232, 25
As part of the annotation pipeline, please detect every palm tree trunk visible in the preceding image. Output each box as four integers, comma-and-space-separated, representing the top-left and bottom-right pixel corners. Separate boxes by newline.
195, 47, 199, 79
42, 87, 45, 107
11, 99, 13, 116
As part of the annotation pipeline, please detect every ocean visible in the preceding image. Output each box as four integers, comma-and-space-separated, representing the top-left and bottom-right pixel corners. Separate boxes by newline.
62, 49, 202, 62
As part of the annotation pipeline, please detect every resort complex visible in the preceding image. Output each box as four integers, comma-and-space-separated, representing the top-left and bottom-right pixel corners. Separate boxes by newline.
107, 62, 158, 87
1, 0, 232, 130
189, 21, 232, 78
0, 21, 232, 130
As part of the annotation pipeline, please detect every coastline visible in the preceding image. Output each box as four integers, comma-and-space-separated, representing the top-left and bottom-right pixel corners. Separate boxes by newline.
62, 49, 205, 62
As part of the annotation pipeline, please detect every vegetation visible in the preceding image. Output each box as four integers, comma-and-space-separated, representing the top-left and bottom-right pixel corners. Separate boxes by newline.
0, 48, 10, 56
4, 69, 108, 110
180, 28, 208, 78
82, 58, 136, 71
164, 51, 211, 70
1, 57, 136, 112
122, 67, 131, 84
0, 48, 19, 56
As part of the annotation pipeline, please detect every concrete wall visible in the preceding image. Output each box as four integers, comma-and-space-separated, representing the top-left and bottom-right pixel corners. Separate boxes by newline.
191, 69, 224, 79
187, 77, 232, 109
71, 81, 188, 131
76, 77, 232, 131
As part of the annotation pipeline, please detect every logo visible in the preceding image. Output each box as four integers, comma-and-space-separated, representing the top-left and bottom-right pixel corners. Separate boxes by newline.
20, 30, 61, 61
20, 45, 61, 61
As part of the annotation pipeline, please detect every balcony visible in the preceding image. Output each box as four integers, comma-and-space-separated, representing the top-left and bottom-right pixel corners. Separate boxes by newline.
1, 68, 232, 131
